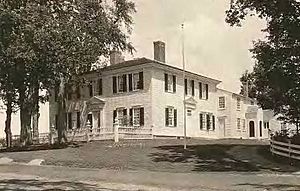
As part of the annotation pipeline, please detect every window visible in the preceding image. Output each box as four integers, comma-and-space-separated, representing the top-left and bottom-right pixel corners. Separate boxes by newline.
187, 109, 192, 116
237, 97, 241, 110
114, 108, 126, 126
164, 73, 176, 93
237, 118, 241, 130
219, 97, 225, 109
189, 80, 195, 96
165, 107, 177, 127
199, 82, 202, 99
129, 107, 144, 127
242, 119, 246, 131
130, 72, 144, 91
206, 114, 210, 130
259, 121, 263, 137
133, 108, 140, 126
117, 75, 127, 93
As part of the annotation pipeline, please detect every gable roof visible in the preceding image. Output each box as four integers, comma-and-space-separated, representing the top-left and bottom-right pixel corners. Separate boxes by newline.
86, 57, 221, 84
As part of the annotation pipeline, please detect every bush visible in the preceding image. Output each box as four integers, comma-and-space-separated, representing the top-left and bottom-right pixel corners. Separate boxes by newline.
272, 129, 300, 145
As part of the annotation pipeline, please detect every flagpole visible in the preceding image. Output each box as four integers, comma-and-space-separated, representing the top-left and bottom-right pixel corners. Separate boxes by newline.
182, 23, 187, 150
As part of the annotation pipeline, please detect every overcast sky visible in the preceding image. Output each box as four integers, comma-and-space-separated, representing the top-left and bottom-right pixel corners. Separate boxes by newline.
126, 0, 266, 93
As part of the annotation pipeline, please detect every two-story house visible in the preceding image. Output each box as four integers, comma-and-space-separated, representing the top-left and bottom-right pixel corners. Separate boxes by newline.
216, 89, 281, 139
49, 41, 222, 139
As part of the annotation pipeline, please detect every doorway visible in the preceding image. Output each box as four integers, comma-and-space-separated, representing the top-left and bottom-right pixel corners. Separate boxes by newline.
249, 121, 255, 137
218, 118, 226, 138
87, 113, 93, 131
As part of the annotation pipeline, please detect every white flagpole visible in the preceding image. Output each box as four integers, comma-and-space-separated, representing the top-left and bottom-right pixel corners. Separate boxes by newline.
182, 23, 187, 150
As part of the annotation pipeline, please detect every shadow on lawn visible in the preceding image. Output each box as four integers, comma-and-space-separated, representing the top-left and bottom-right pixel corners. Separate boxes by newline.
0, 142, 83, 153
150, 144, 300, 172
0, 179, 111, 191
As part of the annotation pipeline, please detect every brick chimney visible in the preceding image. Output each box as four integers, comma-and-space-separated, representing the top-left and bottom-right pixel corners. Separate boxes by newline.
110, 50, 125, 65
153, 41, 165, 62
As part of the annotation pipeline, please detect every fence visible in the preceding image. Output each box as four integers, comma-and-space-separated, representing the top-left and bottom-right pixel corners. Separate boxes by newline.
270, 139, 300, 161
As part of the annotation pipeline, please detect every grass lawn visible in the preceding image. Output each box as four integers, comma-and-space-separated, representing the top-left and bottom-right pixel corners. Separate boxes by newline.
0, 139, 299, 173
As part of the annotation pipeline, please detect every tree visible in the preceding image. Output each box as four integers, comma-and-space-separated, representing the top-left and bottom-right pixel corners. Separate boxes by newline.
226, 0, 300, 133
239, 70, 256, 98
0, 0, 136, 145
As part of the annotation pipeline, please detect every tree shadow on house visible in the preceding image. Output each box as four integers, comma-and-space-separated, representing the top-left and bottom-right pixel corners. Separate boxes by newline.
149, 144, 300, 172
0, 179, 114, 191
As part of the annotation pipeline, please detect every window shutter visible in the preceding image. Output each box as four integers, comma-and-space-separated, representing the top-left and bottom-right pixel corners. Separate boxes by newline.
123, 74, 127, 92
76, 112, 80, 128
165, 108, 169, 126
191, 80, 195, 96
200, 114, 203, 130
129, 108, 133, 126
174, 109, 177, 127
173, 75, 176, 93
68, 113, 72, 129
164, 73, 168, 92
199, 82, 202, 99
140, 107, 144, 126
113, 76, 117, 93
128, 74, 133, 91
123, 108, 127, 126
184, 79, 188, 95
98, 79, 102, 95
113, 110, 117, 124
139, 72, 144, 90
205, 84, 209, 99
212, 115, 215, 130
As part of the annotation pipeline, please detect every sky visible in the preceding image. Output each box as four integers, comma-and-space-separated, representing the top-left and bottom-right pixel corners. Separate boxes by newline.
126, 0, 267, 93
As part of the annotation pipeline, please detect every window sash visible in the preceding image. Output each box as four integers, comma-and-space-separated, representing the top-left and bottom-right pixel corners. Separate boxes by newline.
237, 98, 241, 110
118, 76, 124, 92
237, 118, 241, 129
167, 75, 173, 92
132, 73, 140, 91
168, 108, 174, 126
133, 108, 140, 126
219, 97, 225, 109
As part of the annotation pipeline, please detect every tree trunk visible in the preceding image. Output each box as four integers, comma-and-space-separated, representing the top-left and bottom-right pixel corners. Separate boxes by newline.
57, 77, 68, 144
4, 99, 12, 148
19, 87, 32, 146
32, 83, 40, 142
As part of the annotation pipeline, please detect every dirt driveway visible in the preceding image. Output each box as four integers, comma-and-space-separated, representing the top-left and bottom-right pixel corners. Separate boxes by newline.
0, 139, 299, 173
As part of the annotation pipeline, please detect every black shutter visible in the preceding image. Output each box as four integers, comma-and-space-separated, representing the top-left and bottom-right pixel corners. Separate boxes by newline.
164, 73, 168, 92
199, 82, 202, 99
98, 79, 102, 95
139, 72, 144, 90
140, 107, 144, 126
191, 80, 195, 96
68, 113, 72, 129
200, 114, 203, 130
77, 112, 80, 128
113, 110, 117, 124
174, 109, 177, 127
206, 84, 209, 99
128, 74, 133, 91
113, 76, 117, 93
212, 115, 215, 130
184, 79, 188, 95
173, 75, 176, 93
123, 108, 127, 126
123, 74, 127, 92
165, 108, 169, 126
129, 108, 133, 126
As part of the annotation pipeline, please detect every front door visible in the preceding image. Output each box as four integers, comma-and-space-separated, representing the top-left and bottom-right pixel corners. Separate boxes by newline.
218, 118, 226, 138
249, 121, 255, 137
87, 113, 93, 131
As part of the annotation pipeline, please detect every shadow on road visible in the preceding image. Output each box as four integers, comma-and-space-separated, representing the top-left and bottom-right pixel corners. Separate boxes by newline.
0, 179, 112, 191
236, 183, 300, 190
